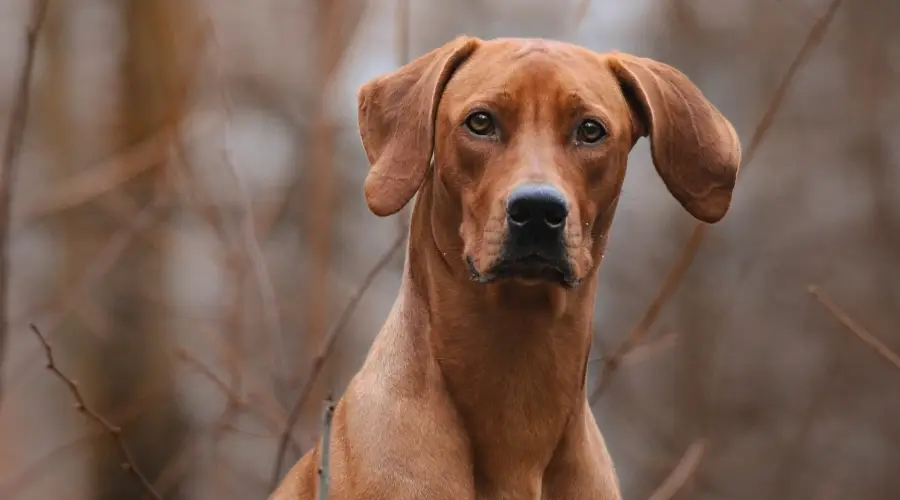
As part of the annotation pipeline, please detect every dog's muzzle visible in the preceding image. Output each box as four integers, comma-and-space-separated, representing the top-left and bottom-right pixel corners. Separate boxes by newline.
469, 183, 579, 287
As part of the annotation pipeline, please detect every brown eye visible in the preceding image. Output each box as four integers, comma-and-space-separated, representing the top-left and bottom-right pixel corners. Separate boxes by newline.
576, 119, 606, 144
465, 111, 495, 136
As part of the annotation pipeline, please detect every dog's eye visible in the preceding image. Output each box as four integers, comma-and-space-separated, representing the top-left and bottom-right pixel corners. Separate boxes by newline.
575, 119, 606, 144
465, 112, 496, 136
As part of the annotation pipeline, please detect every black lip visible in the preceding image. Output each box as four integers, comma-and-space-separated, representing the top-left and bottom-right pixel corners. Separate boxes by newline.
466, 254, 580, 288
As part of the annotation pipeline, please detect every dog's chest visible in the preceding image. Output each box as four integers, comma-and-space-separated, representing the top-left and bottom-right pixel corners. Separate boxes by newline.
473, 483, 586, 500
474, 484, 541, 500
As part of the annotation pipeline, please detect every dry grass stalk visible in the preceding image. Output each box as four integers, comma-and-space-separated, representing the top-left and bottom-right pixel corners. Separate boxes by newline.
28, 323, 163, 500
317, 395, 337, 500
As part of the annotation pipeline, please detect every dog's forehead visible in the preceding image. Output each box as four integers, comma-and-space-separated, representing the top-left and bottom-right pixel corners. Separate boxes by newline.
443, 38, 622, 113
482, 37, 589, 56
460, 38, 604, 78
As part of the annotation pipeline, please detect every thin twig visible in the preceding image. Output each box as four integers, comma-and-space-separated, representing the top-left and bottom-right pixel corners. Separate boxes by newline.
269, 231, 407, 490
28, 323, 162, 500
1, 197, 160, 395
176, 347, 238, 399
18, 127, 177, 226
0, 0, 50, 407
148, 431, 196, 500
572, 0, 592, 32
175, 346, 303, 453
317, 395, 337, 500
0, 427, 105, 498
590, 0, 844, 404
588, 331, 678, 366
809, 285, 900, 372
16, 18, 209, 228
646, 439, 708, 500
24, 198, 161, 333
590, 227, 706, 403
204, 22, 287, 378
221, 140, 286, 375
293, 0, 354, 419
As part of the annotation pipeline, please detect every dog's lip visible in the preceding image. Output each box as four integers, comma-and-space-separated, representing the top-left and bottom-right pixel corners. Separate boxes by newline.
466, 254, 580, 288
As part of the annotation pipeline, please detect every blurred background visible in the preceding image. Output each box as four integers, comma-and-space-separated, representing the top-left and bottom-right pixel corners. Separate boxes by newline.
0, 0, 898, 498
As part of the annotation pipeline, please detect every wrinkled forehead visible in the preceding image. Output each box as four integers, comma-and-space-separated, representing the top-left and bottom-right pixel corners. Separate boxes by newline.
440, 38, 625, 122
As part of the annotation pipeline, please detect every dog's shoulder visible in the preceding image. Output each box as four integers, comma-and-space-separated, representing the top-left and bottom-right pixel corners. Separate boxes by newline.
308, 317, 474, 498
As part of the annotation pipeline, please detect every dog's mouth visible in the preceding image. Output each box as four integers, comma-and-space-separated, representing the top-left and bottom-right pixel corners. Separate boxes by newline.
467, 254, 580, 288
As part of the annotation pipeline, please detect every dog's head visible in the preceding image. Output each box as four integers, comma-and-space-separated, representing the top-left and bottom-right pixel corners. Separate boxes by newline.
357, 36, 741, 288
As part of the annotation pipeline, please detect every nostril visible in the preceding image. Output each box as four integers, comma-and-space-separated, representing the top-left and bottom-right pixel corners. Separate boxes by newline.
507, 202, 531, 226
544, 209, 566, 228
506, 183, 569, 230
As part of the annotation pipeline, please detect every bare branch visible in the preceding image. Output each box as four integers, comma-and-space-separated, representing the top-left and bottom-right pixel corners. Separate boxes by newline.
269, 231, 407, 490
175, 346, 303, 453
0, 0, 51, 407
28, 323, 163, 500
590, 227, 706, 403
809, 285, 900, 373
590, 0, 844, 404
15, 198, 161, 337
0, 427, 105, 498
201, 22, 288, 379
646, 439, 708, 500
591, 331, 679, 369
18, 127, 177, 225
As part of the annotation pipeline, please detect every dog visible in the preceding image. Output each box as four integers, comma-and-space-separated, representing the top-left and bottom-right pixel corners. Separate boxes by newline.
271, 35, 740, 500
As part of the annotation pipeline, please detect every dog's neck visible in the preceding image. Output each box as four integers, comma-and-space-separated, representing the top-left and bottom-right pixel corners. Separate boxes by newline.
399, 174, 608, 483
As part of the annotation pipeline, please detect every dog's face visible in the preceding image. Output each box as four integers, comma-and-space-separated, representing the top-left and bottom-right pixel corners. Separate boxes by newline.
357, 37, 741, 288
434, 40, 639, 288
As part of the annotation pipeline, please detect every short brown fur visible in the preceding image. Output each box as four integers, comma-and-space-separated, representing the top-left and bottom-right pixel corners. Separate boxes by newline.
271, 36, 740, 500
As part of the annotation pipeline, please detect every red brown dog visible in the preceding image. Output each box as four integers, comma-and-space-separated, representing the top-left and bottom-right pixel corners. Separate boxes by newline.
271, 36, 740, 500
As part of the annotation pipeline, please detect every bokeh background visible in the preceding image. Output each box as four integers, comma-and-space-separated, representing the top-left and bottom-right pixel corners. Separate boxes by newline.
0, 0, 898, 499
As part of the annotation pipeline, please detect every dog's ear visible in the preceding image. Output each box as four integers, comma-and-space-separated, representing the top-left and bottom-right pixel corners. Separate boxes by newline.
357, 36, 480, 217
610, 54, 741, 223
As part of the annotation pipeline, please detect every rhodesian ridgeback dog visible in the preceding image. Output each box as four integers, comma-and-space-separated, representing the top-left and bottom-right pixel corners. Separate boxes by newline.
272, 35, 740, 500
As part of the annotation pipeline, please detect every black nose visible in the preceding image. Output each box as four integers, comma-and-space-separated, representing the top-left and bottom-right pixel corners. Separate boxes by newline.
506, 183, 569, 230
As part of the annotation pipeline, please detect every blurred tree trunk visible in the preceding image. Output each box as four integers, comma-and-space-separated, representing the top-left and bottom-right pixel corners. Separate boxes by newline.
37, 4, 87, 492
70, 1, 196, 498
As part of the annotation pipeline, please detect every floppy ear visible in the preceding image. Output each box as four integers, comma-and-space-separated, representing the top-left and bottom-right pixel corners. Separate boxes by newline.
357, 36, 480, 217
610, 54, 742, 223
